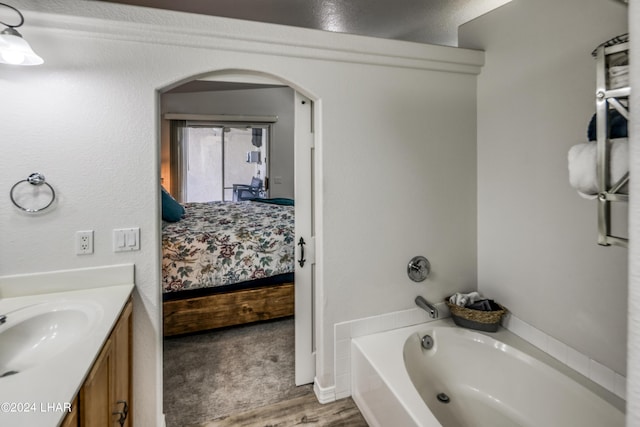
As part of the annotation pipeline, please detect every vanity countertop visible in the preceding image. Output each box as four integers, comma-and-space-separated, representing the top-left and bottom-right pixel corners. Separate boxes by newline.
0, 264, 134, 427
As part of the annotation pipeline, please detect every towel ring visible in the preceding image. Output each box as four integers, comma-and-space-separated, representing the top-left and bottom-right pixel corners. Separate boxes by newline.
10, 173, 56, 213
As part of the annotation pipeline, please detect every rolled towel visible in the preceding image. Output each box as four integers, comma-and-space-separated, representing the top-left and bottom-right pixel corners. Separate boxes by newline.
609, 74, 629, 89
609, 65, 629, 77
466, 292, 482, 305
449, 291, 483, 307
568, 139, 628, 199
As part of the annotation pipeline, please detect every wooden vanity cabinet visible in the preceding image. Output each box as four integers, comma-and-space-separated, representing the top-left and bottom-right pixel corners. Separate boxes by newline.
110, 299, 132, 426
61, 298, 133, 427
60, 397, 78, 427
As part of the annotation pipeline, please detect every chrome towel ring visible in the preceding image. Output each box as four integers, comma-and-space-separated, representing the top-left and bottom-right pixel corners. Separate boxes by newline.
10, 173, 56, 213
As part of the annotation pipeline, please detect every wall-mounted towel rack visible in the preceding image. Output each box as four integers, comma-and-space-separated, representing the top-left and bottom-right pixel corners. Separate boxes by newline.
594, 35, 629, 247
10, 172, 56, 213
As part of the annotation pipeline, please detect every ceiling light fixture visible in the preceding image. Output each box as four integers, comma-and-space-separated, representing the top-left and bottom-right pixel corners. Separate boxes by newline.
0, 2, 43, 65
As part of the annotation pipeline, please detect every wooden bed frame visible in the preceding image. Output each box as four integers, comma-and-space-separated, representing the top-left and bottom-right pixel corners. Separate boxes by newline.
163, 282, 294, 337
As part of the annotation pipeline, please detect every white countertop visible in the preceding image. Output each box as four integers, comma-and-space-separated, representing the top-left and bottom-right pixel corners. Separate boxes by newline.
0, 265, 134, 427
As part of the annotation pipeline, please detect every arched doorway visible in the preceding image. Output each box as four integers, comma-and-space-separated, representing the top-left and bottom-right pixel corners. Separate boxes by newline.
158, 70, 317, 424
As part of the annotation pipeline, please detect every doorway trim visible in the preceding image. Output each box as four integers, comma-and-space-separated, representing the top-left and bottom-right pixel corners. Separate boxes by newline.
158, 67, 323, 394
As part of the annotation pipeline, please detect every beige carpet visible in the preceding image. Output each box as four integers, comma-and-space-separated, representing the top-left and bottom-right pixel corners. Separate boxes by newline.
163, 318, 313, 427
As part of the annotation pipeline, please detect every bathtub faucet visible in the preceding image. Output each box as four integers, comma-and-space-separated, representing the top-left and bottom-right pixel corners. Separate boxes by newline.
415, 296, 438, 319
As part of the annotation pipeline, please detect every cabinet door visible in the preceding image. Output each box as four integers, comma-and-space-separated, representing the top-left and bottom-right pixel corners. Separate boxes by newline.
60, 396, 78, 427
79, 298, 133, 427
80, 339, 113, 427
111, 300, 133, 427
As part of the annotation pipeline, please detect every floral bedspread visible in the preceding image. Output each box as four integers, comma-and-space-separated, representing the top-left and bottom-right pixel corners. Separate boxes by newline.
162, 201, 295, 293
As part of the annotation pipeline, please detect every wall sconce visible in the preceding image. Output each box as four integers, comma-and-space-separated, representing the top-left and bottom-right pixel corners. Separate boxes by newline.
0, 2, 43, 65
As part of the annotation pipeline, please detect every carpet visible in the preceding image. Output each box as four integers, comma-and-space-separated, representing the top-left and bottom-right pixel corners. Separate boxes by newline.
163, 317, 313, 427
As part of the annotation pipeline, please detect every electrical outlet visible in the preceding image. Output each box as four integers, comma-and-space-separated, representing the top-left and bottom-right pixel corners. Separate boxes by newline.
76, 230, 94, 255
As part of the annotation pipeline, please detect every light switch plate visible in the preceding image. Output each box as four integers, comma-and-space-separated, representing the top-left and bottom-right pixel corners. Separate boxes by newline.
113, 227, 140, 252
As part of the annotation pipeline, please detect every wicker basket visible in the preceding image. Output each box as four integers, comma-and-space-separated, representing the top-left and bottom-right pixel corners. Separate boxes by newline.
445, 298, 507, 332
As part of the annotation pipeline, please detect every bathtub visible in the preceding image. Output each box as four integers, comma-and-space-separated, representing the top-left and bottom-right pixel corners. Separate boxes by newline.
351, 318, 624, 427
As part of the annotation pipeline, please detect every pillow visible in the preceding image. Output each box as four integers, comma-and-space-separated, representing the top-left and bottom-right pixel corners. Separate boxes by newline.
161, 187, 185, 222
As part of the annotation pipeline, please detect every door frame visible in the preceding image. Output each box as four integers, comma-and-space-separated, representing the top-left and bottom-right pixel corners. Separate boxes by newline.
159, 69, 322, 387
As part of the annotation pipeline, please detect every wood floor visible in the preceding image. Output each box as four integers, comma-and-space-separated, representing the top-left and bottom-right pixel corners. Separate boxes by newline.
191, 393, 368, 427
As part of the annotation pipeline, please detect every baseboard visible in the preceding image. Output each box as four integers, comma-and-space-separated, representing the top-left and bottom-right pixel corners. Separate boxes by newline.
313, 377, 336, 404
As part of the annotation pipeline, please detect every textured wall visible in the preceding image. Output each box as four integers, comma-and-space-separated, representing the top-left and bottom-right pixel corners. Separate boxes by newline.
460, 0, 629, 376
627, 0, 640, 423
1, 1, 482, 423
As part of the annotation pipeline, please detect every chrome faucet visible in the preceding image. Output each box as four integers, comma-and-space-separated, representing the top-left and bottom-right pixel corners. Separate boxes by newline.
415, 296, 438, 319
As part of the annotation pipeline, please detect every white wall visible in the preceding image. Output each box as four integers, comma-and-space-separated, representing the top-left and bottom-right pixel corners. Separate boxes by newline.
627, 0, 640, 422
161, 87, 295, 199
460, 0, 629, 377
0, 1, 482, 424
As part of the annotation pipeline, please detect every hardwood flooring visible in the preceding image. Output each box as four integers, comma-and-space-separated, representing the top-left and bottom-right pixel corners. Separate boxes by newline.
192, 393, 368, 427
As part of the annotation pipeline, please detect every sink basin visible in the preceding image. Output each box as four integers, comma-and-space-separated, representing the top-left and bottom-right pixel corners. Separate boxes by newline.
0, 301, 101, 377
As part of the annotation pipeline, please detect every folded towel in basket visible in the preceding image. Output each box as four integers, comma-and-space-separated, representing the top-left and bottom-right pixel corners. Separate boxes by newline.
568, 139, 628, 199
467, 299, 501, 312
449, 292, 483, 307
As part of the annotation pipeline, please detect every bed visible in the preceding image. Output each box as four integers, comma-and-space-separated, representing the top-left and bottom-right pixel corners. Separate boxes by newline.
162, 199, 295, 336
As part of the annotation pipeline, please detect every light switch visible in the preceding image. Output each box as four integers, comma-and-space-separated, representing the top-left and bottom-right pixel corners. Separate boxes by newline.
126, 229, 137, 247
113, 227, 140, 252
116, 231, 126, 248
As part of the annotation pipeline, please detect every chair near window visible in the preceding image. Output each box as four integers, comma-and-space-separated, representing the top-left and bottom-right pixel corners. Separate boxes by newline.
233, 177, 264, 201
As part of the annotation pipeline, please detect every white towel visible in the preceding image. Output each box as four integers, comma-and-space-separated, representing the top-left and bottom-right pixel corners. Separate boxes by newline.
609, 74, 630, 89
609, 65, 629, 77
449, 291, 483, 307
609, 64, 629, 89
568, 139, 628, 199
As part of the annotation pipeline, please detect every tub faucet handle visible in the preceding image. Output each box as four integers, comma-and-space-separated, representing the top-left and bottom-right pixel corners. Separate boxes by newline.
407, 256, 430, 282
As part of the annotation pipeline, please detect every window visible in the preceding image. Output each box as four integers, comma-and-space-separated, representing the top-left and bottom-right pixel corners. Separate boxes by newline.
175, 122, 270, 202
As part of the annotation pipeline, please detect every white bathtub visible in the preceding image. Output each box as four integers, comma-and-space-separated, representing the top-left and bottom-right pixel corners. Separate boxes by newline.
351, 318, 624, 427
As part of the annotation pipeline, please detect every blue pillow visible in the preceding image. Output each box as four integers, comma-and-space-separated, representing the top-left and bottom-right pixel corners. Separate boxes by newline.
161, 188, 185, 222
